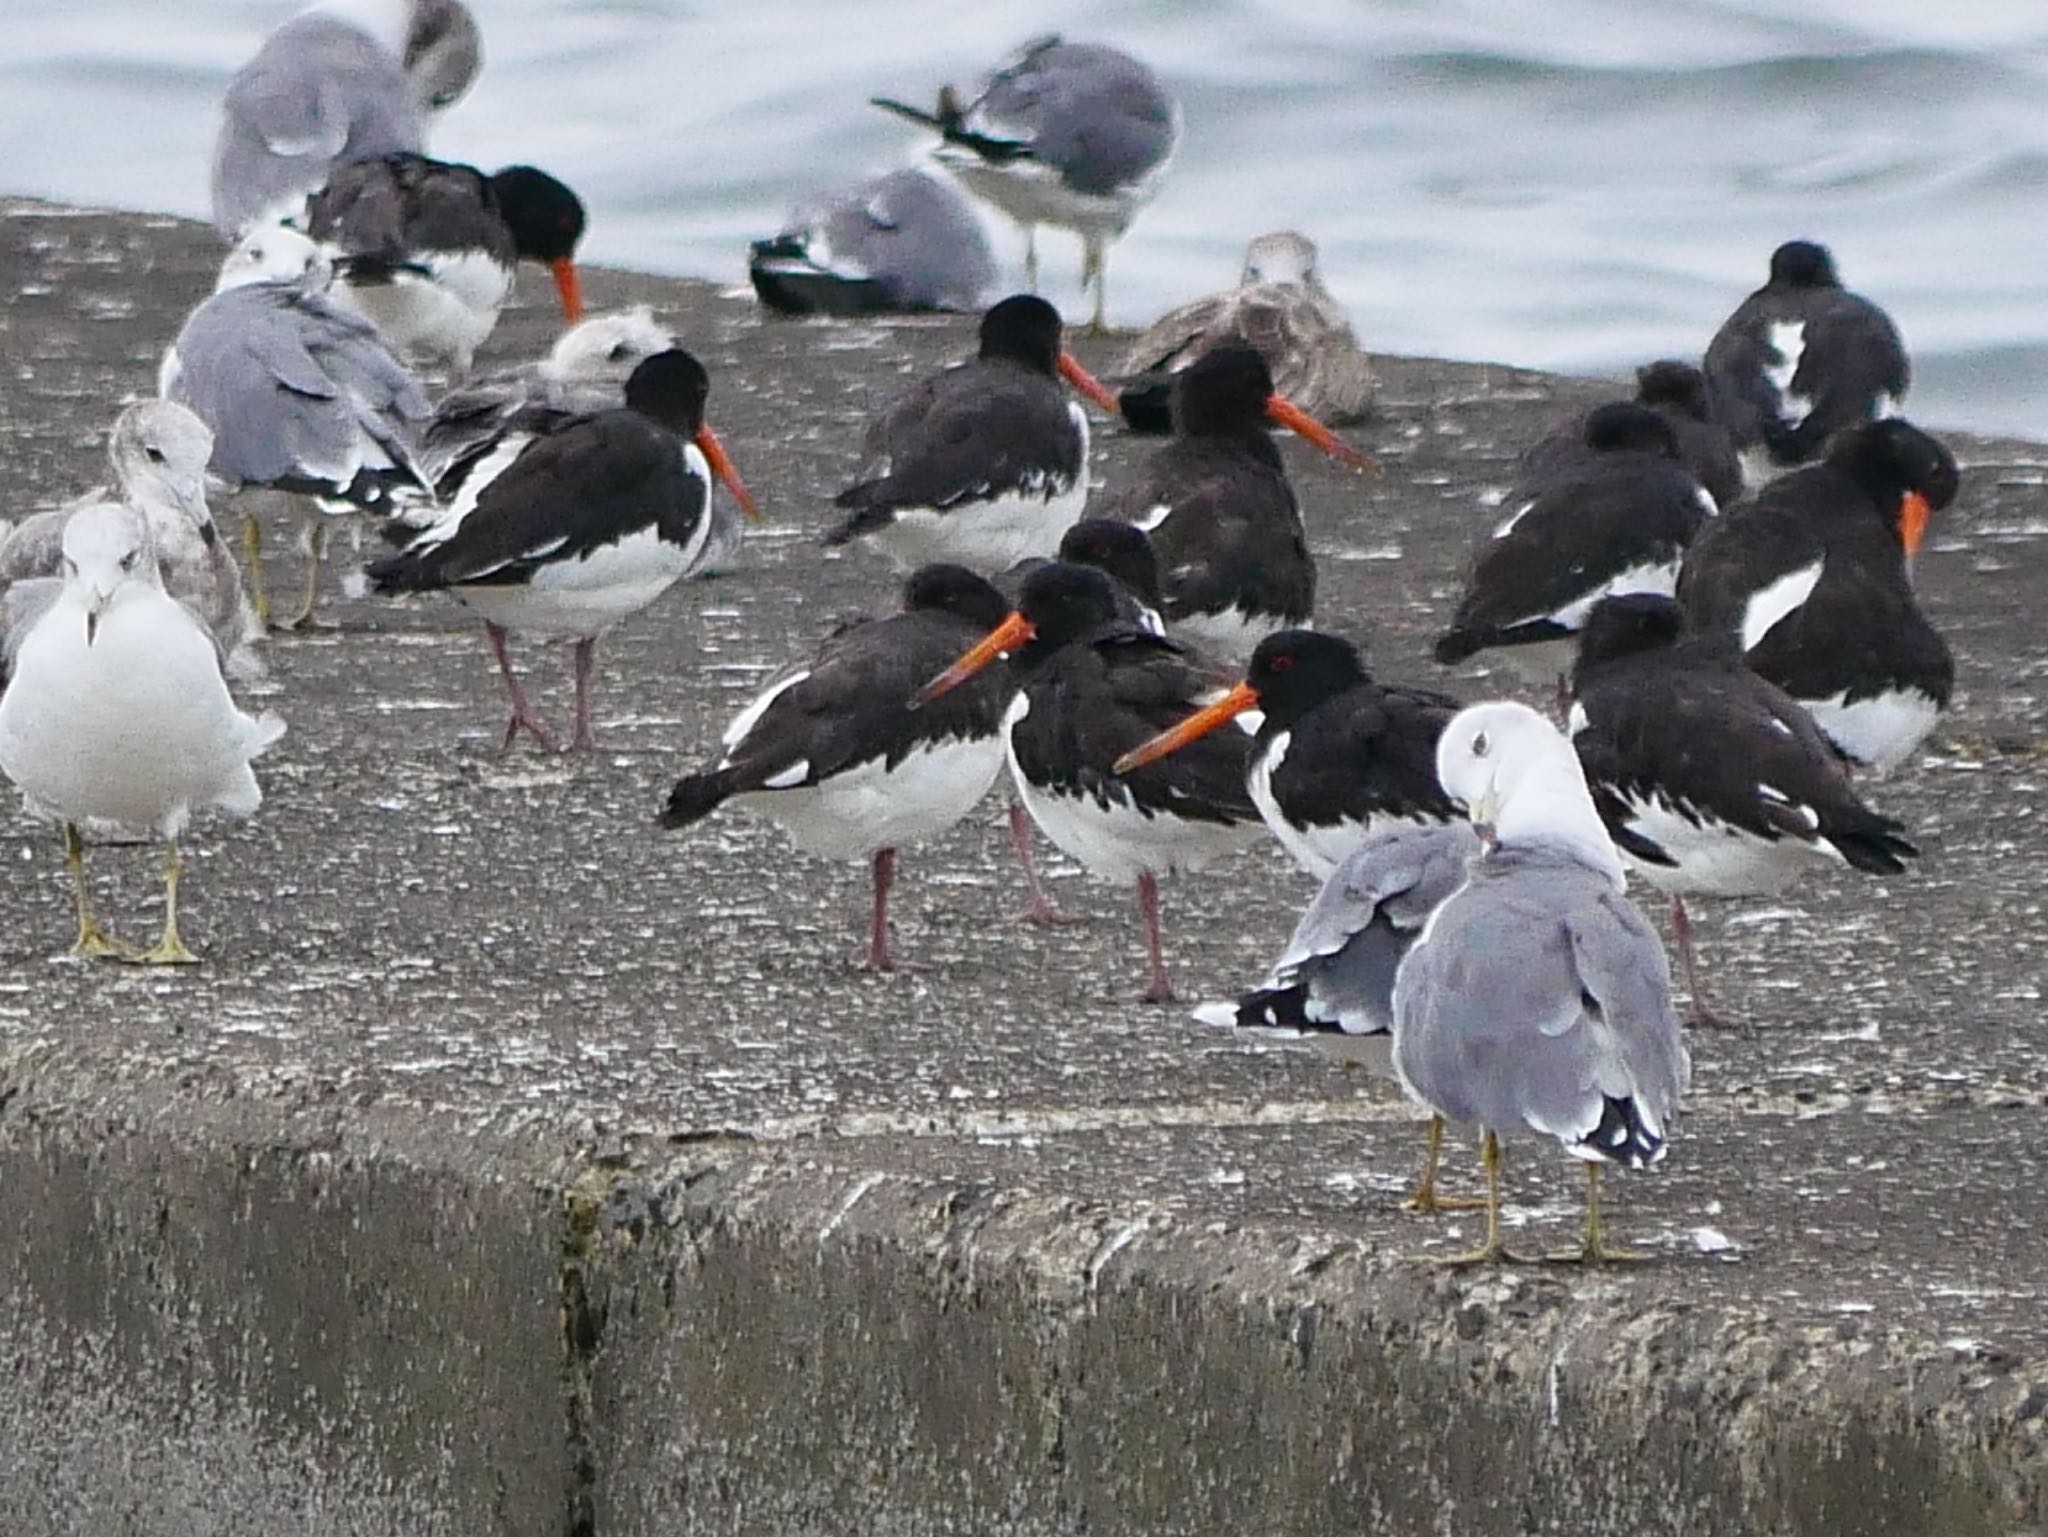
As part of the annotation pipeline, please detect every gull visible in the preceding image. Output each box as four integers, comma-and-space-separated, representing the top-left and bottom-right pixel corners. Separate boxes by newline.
0, 504, 285, 963
749, 167, 997, 318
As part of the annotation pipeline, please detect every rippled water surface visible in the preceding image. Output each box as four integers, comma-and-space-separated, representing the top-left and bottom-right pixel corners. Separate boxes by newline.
5, 0, 2046, 433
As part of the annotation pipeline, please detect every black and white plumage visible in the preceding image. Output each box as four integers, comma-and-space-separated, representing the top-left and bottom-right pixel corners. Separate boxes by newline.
1116, 231, 1375, 432
825, 294, 1118, 572
749, 168, 997, 318
660, 565, 1013, 971
1704, 240, 1910, 480
1097, 342, 1374, 665
306, 153, 586, 375
1435, 402, 1715, 688
916, 561, 1263, 1002
367, 349, 754, 752
873, 35, 1181, 331
1521, 360, 1742, 512
1676, 418, 1957, 774
1569, 595, 1918, 1027
1393, 701, 1691, 1265
210, 0, 483, 238
1115, 629, 1461, 879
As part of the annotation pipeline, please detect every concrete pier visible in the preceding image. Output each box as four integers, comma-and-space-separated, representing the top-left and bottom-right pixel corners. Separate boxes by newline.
1, 198, 2044, 1535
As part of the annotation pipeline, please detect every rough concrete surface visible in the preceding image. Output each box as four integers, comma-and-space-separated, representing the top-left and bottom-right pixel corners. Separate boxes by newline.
0, 197, 2044, 1535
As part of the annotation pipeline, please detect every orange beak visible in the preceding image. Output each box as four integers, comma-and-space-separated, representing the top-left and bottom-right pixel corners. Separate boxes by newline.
1056, 350, 1122, 416
549, 257, 584, 323
1899, 490, 1930, 558
695, 424, 760, 522
915, 610, 1035, 705
1266, 393, 1376, 472
1112, 680, 1261, 775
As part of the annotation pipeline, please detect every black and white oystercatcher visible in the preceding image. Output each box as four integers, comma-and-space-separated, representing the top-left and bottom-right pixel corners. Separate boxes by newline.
1522, 360, 1742, 511
1098, 342, 1375, 665
1704, 239, 1910, 480
306, 152, 586, 375
366, 349, 756, 752
1114, 629, 1460, 879
1435, 402, 1714, 691
1676, 417, 1957, 773
916, 561, 1264, 1002
873, 36, 1181, 330
660, 565, 1014, 970
1570, 595, 1919, 1027
826, 294, 1119, 572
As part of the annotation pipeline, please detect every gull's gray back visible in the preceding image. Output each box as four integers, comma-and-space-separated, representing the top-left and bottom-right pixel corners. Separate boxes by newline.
812, 170, 995, 312
969, 39, 1179, 196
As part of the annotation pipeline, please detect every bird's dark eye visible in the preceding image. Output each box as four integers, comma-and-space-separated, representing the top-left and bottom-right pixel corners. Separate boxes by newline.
607, 344, 630, 362
1471, 731, 1490, 757
119, 551, 138, 572
1246, 266, 1263, 281
145, 446, 166, 464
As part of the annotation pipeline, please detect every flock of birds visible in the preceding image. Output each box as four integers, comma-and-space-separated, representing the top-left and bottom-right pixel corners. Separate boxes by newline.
0, 0, 1967, 1263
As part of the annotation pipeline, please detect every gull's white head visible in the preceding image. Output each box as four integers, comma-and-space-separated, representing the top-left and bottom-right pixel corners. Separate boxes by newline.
61, 502, 159, 645
1241, 230, 1319, 288
108, 400, 215, 529
1436, 700, 1624, 885
216, 226, 331, 294
540, 306, 677, 387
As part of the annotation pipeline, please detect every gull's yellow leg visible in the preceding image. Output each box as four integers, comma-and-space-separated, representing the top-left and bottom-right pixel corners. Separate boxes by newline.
65, 823, 135, 960
284, 521, 329, 631
1402, 1114, 1487, 1215
132, 840, 200, 966
242, 513, 271, 630
1421, 1131, 1536, 1267
1549, 1163, 1653, 1265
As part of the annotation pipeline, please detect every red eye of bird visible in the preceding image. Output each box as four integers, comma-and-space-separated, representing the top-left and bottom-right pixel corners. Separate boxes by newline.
1269, 654, 1293, 672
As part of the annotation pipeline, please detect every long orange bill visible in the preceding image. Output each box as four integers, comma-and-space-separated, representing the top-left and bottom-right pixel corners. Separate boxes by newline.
1266, 393, 1376, 472
1112, 680, 1261, 775
695, 424, 760, 521
1056, 350, 1122, 416
914, 611, 1035, 706
549, 256, 584, 323
1899, 490, 1930, 559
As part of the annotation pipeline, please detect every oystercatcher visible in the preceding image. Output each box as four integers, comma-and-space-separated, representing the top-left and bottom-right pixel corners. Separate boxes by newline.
1114, 629, 1460, 878
825, 294, 1118, 572
1676, 417, 1957, 773
873, 36, 1181, 331
749, 168, 996, 318
306, 153, 586, 375
660, 565, 1013, 970
1115, 231, 1375, 433
916, 561, 1263, 1002
1522, 360, 1742, 511
1704, 240, 1909, 480
1394, 701, 1690, 1265
1570, 595, 1919, 1027
1098, 342, 1375, 665
1434, 402, 1714, 692
1191, 821, 1485, 1213
365, 349, 756, 752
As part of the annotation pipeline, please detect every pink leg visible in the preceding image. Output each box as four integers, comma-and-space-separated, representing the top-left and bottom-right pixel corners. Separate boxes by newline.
866, 847, 897, 972
1136, 870, 1176, 1004
1009, 800, 1081, 925
569, 636, 599, 752
1671, 894, 1734, 1031
485, 623, 560, 753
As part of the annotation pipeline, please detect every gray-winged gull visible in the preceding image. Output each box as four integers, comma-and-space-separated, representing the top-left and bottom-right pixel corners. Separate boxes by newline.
0, 401, 264, 682
873, 36, 1181, 332
163, 225, 432, 629
1392, 700, 1691, 1265
749, 167, 997, 318
0, 503, 285, 963
1193, 821, 1486, 1213
211, 0, 483, 238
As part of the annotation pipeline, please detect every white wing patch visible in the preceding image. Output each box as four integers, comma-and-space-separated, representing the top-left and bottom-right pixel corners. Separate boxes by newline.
1764, 319, 1811, 426
1738, 558, 1824, 653
720, 669, 810, 753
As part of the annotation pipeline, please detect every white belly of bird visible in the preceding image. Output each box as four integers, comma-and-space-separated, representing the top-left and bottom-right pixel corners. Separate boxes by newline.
1248, 742, 1369, 879
1171, 605, 1288, 668
867, 475, 1088, 572
1614, 791, 1833, 899
330, 251, 513, 372
1803, 687, 1941, 776
737, 733, 1006, 862
0, 593, 276, 835
454, 524, 692, 638
1009, 736, 1260, 886
938, 153, 1141, 240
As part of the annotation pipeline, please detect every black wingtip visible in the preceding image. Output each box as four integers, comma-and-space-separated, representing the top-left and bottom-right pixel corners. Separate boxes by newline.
659, 773, 729, 830
1576, 1093, 1666, 1170
870, 95, 948, 131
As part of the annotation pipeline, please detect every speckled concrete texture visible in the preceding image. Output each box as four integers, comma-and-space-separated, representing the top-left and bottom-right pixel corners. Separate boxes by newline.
1, 197, 2044, 1534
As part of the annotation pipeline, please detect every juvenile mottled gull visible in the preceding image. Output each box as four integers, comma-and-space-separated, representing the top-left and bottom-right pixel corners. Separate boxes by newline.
212, 0, 483, 237
0, 401, 263, 680
1117, 232, 1375, 432
1193, 821, 1486, 1213
749, 168, 997, 318
874, 36, 1181, 331
0, 504, 285, 963
1392, 700, 1691, 1265
163, 226, 432, 628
